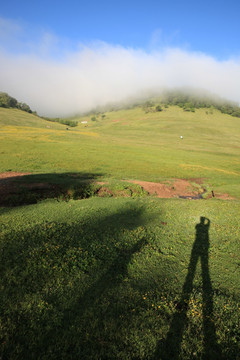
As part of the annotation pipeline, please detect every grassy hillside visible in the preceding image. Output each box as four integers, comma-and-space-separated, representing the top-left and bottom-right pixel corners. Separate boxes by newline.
0, 105, 240, 359
0, 106, 240, 197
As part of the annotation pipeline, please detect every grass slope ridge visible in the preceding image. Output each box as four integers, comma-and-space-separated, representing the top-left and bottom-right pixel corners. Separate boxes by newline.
0, 107, 68, 129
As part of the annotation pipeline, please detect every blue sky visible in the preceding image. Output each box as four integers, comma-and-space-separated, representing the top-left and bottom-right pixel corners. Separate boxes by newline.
1, 0, 240, 59
0, 0, 240, 115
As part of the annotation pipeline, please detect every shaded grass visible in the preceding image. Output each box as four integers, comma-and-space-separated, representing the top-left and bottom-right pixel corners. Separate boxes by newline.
0, 198, 239, 359
0, 173, 148, 206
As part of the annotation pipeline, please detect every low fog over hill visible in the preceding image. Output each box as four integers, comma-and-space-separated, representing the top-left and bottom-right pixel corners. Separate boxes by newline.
1, 45, 240, 117
1, 88, 240, 121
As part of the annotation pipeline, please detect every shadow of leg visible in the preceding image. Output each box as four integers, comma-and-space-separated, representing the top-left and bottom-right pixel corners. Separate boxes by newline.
153, 242, 199, 359
153, 217, 221, 359
201, 252, 222, 359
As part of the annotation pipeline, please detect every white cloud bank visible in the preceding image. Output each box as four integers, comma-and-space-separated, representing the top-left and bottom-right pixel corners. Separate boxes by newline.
0, 18, 240, 116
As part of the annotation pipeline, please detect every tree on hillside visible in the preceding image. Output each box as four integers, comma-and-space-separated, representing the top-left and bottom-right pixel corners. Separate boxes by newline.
18, 102, 32, 113
0, 92, 35, 114
0, 92, 18, 108
142, 100, 155, 113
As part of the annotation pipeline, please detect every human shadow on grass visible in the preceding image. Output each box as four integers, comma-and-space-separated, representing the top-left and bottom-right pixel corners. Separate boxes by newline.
0, 202, 151, 359
55, 235, 148, 357
153, 216, 221, 360
0, 171, 104, 207
42, 207, 149, 358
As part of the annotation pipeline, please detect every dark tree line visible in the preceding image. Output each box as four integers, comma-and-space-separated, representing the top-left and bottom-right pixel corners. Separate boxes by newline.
0, 92, 77, 127
41, 117, 78, 127
0, 92, 35, 114
160, 91, 240, 117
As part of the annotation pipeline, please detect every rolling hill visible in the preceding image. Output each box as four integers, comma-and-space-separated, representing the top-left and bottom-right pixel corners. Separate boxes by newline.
0, 99, 240, 359
0, 103, 240, 197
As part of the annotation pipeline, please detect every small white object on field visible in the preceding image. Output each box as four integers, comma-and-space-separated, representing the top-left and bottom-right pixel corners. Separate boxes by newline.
180, 136, 183, 139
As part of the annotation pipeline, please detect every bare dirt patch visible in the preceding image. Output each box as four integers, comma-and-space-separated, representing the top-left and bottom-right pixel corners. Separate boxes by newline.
0, 172, 58, 206
0, 172, 31, 202
0, 172, 31, 180
213, 193, 235, 200
125, 179, 235, 200
128, 179, 201, 198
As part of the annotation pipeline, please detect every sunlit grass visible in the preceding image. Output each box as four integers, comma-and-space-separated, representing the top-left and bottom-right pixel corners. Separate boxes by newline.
1, 106, 240, 196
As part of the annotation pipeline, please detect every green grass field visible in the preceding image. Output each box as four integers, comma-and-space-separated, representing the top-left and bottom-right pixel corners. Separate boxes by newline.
0, 106, 240, 359
1, 198, 239, 359
0, 106, 240, 196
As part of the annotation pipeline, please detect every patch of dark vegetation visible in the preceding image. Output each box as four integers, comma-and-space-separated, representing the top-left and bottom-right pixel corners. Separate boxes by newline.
41, 117, 78, 127
0, 91, 36, 114
140, 90, 240, 118
161, 90, 240, 117
101, 89, 240, 118
0, 172, 101, 206
179, 195, 203, 200
96, 182, 148, 199
0, 173, 148, 207
0, 91, 78, 126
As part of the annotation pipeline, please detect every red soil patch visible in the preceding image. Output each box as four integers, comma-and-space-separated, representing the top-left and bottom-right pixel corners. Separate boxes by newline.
0, 172, 31, 193
128, 179, 200, 198
213, 193, 235, 200
0, 172, 31, 180
126, 179, 235, 200
0, 172, 57, 205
